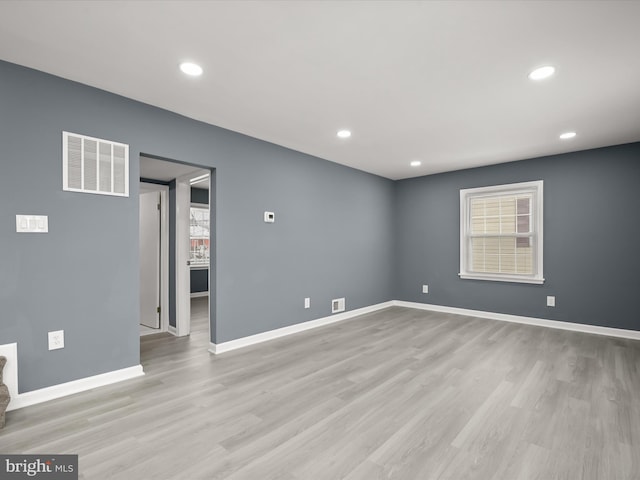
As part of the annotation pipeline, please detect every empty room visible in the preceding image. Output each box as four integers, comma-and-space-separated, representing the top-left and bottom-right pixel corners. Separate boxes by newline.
0, 1, 639, 479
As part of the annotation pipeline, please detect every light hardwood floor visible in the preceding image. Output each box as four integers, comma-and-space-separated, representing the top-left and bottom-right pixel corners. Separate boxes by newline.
2, 299, 639, 479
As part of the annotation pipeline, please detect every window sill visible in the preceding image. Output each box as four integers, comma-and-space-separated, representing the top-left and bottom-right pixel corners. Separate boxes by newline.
459, 273, 544, 285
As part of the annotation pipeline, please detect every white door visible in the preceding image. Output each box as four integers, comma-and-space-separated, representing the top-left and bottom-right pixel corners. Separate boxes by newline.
140, 190, 161, 329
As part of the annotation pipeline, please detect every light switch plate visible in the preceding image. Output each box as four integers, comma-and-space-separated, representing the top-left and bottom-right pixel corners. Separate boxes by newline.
16, 215, 48, 233
264, 211, 275, 223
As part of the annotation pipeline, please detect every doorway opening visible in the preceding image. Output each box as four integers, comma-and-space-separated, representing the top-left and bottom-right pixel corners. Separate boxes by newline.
139, 155, 213, 350
139, 182, 169, 335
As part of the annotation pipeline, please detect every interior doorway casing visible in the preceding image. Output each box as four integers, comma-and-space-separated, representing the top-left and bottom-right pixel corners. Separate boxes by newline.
139, 155, 213, 347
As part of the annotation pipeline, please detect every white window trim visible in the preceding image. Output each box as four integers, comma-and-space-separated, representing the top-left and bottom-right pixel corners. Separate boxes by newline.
459, 180, 544, 284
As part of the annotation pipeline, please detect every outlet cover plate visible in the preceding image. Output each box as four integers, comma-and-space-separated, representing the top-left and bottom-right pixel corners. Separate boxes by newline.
48, 330, 64, 350
547, 296, 556, 307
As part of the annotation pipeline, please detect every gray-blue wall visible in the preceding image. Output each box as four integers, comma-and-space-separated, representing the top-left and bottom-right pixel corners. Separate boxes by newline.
1, 58, 638, 396
0, 60, 395, 393
394, 143, 640, 331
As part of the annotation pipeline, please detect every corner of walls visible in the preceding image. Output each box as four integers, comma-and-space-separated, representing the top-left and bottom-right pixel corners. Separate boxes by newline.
393, 142, 640, 332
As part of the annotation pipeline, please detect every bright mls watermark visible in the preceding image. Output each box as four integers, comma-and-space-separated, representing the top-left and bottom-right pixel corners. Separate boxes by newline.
0, 455, 77, 479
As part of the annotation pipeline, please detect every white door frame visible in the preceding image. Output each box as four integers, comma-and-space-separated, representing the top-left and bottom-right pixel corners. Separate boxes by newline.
140, 182, 169, 333
175, 173, 192, 337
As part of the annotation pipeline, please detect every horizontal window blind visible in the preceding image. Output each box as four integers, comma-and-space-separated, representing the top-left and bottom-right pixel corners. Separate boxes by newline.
469, 194, 533, 275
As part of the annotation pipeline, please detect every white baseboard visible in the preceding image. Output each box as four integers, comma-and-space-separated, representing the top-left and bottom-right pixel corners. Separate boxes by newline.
168, 325, 177, 336
393, 301, 640, 341
209, 301, 394, 354
190, 292, 209, 299
7, 300, 638, 413
7, 365, 144, 412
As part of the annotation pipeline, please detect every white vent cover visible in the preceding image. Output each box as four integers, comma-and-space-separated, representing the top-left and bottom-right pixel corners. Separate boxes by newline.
63, 131, 129, 197
331, 297, 345, 314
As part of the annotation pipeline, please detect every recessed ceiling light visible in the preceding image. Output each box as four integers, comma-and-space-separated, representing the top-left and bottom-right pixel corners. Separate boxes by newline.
180, 62, 203, 76
559, 131, 577, 140
410, 160, 422, 167
528, 65, 555, 80
337, 130, 351, 139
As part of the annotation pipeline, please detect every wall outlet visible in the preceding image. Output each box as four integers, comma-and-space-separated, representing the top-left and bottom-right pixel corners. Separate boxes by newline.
264, 211, 275, 223
304, 297, 310, 309
422, 284, 429, 294
547, 296, 556, 307
331, 297, 345, 314
48, 330, 64, 350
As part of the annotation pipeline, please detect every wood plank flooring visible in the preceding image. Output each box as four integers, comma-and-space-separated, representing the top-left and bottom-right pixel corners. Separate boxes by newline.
2, 299, 639, 479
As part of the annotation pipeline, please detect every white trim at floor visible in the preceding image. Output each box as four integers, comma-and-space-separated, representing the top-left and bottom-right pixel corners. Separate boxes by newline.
7, 365, 144, 412
210, 300, 640, 355
393, 301, 640, 341
9, 301, 639, 411
209, 301, 395, 354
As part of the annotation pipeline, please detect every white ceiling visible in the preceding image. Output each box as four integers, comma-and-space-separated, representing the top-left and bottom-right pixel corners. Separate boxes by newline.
1, 1, 639, 180
139, 156, 208, 186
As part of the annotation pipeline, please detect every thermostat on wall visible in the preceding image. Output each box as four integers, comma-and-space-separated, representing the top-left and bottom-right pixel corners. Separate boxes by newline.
264, 211, 275, 223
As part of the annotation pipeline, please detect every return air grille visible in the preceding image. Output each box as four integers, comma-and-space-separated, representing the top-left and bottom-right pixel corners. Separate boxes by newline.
331, 297, 345, 314
63, 131, 129, 197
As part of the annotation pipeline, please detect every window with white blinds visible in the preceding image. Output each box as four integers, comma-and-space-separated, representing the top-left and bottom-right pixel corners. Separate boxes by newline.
62, 131, 129, 197
459, 181, 544, 284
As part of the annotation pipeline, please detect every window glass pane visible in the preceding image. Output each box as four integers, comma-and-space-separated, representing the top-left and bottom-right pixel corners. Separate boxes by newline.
471, 198, 485, 217
471, 217, 484, 234
485, 216, 500, 233
471, 237, 484, 255
485, 237, 499, 255
500, 237, 516, 255
485, 199, 500, 216
501, 255, 516, 273
517, 197, 530, 215
500, 215, 515, 233
485, 255, 499, 272
190, 206, 210, 266
516, 254, 533, 274
500, 197, 516, 215
517, 215, 530, 233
